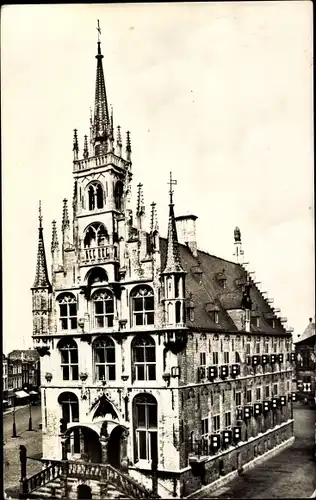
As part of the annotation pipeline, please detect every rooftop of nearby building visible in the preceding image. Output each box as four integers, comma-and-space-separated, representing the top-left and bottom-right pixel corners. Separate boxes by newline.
7, 349, 40, 361
294, 317, 315, 345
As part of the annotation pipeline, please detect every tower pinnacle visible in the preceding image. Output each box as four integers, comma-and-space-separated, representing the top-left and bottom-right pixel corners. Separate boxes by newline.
92, 20, 110, 153
32, 201, 51, 289
162, 172, 185, 274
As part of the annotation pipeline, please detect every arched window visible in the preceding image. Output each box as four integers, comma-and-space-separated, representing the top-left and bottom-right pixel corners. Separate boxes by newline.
83, 223, 109, 248
133, 394, 158, 463
92, 290, 114, 328
87, 182, 104, 211
131, 336, 156, 381
57, 293, 77, 331
58, 392, 80, 454
58, 392, 79, 423
131, 286, 154, 326
93, 337, 116, 381
114, 181, 124, 212
175, 301, 181, 324
58, 338, 79, 381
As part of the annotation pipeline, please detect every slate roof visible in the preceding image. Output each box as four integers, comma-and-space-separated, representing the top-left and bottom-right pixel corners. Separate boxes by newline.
295, 318, 315, 345
160, 237, 289, 336
8, 350, 40, 361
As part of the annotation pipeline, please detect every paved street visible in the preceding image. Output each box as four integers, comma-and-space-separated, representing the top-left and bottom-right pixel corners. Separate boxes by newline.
194, 407, 316, 499
4, 403, 43, 498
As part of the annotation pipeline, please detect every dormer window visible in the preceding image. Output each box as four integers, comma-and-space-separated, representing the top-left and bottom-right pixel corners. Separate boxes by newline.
216, 269, 227, 289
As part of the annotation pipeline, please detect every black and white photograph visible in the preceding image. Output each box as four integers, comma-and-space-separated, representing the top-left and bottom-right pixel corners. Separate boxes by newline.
1, 2, 315, 499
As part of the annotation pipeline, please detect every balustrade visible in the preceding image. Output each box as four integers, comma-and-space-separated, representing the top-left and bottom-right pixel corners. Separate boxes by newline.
80, 245, 118, 265
24, 460, 156, 499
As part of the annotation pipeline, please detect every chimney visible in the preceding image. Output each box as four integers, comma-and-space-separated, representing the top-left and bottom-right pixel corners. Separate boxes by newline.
175, 215, 198, 258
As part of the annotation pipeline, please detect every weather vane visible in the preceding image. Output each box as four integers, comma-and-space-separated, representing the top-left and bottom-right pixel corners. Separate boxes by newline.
97, 19, 101, 42
168, 171, 177, 204
38, 200, 43, 226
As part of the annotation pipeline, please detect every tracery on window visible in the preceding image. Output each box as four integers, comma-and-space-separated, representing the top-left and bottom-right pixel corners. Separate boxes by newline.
92, 289, 114, 328
131, 286, 155, 326
93, 336, 116, 381
131, 335, 156, 381
57, 293, 77, 331
87, 182, 104, 211
83, 223, 109, 248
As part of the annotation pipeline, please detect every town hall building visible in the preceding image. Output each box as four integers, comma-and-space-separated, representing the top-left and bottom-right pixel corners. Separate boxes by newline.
28, 28, 296, 500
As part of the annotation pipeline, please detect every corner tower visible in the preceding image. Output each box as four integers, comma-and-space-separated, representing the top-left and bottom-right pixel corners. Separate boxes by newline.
162, 172, 186, 327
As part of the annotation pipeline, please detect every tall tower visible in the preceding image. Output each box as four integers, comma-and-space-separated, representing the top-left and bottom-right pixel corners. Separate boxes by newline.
72, 33, 132, 287
31, 202, 52, 336
162, 172, 186, 327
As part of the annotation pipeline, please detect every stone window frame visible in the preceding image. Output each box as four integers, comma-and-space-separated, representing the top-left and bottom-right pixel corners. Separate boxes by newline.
58, 338, 79, 381
130, 286, 155, 327
133, 393, 158, 464
93, 336, 116, 381
57, 293, 78, 331
92, 289, 114, 329
131, 335, 156, 382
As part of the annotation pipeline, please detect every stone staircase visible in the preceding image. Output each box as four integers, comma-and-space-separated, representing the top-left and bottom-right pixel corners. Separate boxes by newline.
28, 477, 129, 499
22, 460, 156, 499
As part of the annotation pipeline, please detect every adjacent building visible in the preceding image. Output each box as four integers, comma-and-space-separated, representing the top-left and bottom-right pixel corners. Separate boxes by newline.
2, 354, 9, 405
6, 349, 40, 406
294, 318, 316, 402
30, 33, 295, 499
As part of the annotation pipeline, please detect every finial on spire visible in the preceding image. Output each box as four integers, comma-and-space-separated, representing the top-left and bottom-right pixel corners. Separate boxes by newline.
234, 226, 244, 264
73, 129, 79, 160
38, 200, 43, 228
136, 183, 145, 218
126, 131, 132, 161
83, 135, 89, 159
168, 171, 177, 206
150, 202, 159, 233
51, 220, 59, 253
97, 19, 101, 43
62, 199, 70, 230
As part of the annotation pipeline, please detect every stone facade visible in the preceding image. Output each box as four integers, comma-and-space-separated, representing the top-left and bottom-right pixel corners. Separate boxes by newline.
31, 33, 295, 498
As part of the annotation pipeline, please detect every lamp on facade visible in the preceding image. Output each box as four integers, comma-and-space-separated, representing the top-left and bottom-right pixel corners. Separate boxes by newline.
162, 372, 171, 386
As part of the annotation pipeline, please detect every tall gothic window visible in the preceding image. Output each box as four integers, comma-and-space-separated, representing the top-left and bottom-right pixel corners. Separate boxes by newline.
93, 337, 116, 381
57, 293, 77, 331
114, 181, 124, 212
87, 182, 104, 210
58, 392, 80, 453
131, 336, 156, 381
83, 223, 109, 248
92, 290, 114, 328
131, 286, 154, 326
58, 338, 79, 381
133, 394, 158, 463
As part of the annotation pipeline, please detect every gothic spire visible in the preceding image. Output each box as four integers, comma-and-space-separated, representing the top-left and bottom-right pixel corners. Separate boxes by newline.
136, 183, 145, 218
93, 21, 110, 146
32, 201, 51, 289
83, 135, 89, 159
116, 125, 122, 156
126, 131, 131, 162
51, 220, 59, 253
62, 198, 70, 230
150, 202, 159, 233
162, 172, 185, 274
73, 129, 79, 160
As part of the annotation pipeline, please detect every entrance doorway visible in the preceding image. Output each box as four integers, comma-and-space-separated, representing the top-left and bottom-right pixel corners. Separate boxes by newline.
107, 426, 123, 469
82, 428, 102, 463
77, 484, 92, 499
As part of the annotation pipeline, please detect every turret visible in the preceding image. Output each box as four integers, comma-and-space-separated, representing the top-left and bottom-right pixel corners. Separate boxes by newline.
31, 201, 52, 336
162, 172, 186, 327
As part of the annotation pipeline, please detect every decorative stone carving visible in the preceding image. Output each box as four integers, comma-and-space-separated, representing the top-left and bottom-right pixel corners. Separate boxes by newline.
45, 372, 52, 382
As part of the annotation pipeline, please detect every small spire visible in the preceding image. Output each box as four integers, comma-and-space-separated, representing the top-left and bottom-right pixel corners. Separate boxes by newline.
51, 220, 59, 253
73, 129, 79, 160
234, 226, 244, 264
116, 125, 122, 156
126, 131, 131, 162
163, 173, 184, 274
136, 183, 145, 218
93, 20, 110, 151
150, 202, 159, 233
83, 135, 89, 159
32, 201, 51, 289
62, 199, 70, 230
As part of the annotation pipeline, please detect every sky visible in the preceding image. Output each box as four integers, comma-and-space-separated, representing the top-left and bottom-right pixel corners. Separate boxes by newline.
1, 2, 314, 353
